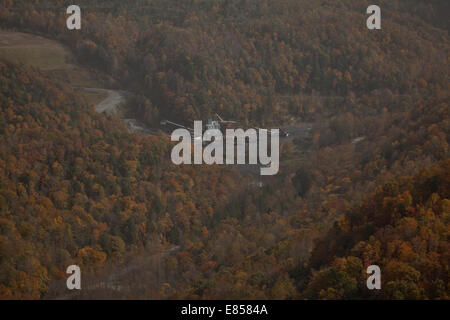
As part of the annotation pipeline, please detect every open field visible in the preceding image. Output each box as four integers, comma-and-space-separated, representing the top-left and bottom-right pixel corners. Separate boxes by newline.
0, 30, 103, 87
0, 30, 73, 70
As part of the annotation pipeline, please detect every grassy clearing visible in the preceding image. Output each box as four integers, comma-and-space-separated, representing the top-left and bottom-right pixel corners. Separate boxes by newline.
0, 30, 105, 88
0, 30, 73, 70
0, 45, 70, 70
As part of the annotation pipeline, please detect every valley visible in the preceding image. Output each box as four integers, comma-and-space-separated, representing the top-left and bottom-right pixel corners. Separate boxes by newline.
0, 0, 448, 300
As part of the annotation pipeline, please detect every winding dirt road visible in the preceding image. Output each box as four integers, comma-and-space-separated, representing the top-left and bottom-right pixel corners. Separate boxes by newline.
78, 87, 127, 115
78, 87, 161, 136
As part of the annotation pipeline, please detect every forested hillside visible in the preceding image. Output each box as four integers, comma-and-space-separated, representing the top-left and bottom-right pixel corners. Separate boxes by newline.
1, 0, 448, 124
0, 61, 241, 298
303, 160, 449, 299
0, 0, 448, 299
